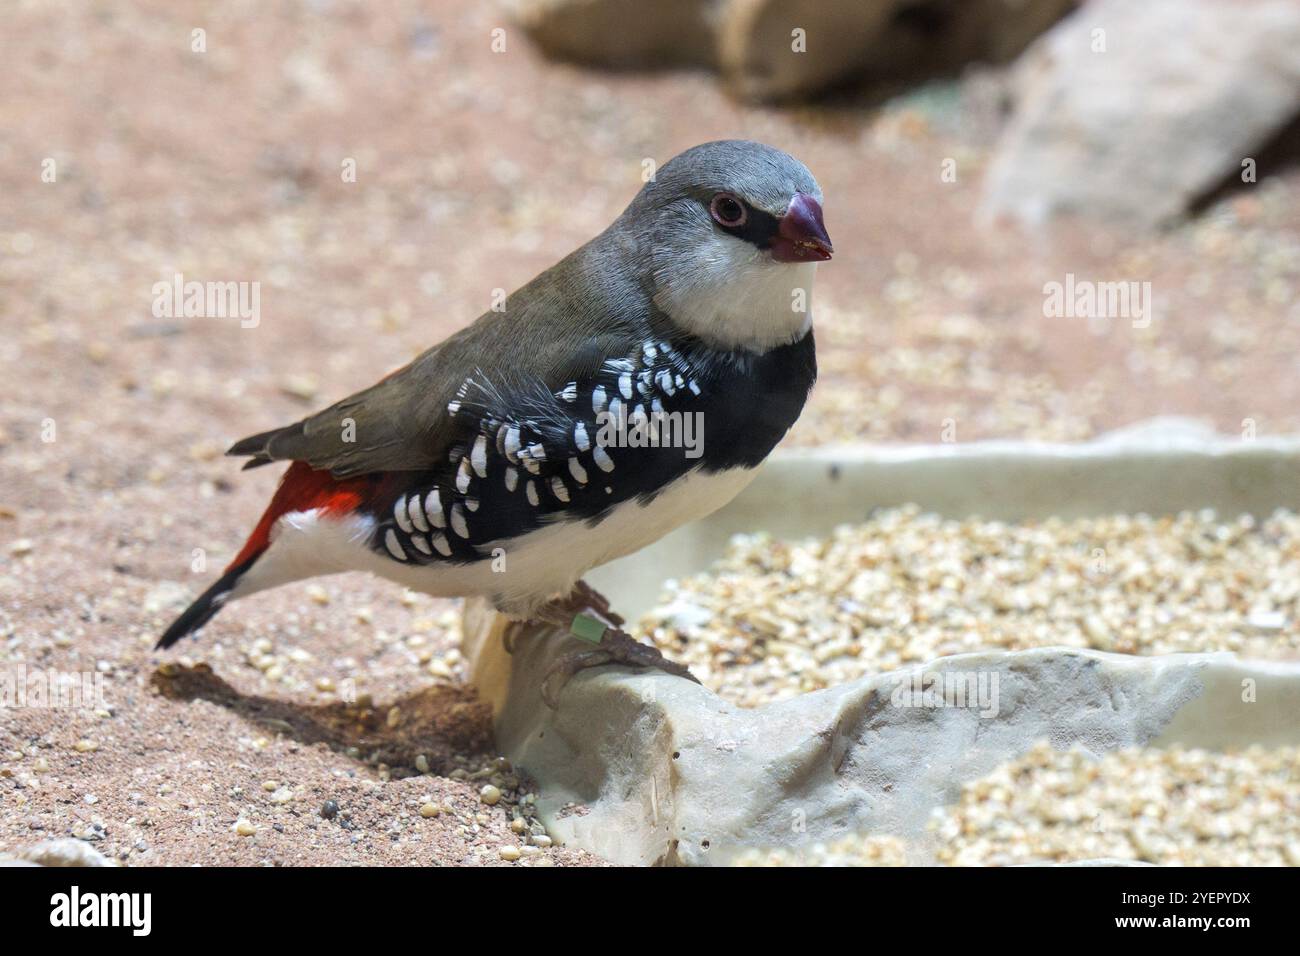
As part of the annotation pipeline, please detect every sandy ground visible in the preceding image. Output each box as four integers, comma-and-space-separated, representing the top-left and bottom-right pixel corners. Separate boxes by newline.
1, 0, 1298, 865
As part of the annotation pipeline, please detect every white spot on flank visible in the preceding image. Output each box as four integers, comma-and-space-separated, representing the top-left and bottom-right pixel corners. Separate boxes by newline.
521, 443, 545, 475
384, 529, 407, 561
592, 386, 607, 414
431, 532, 452, 557
574, 422, 590, 452
503, 425, 521, 462
568, 457, 588, 484
465, 498, 479, 512
504, 465, 519, 492
550, 477, 570, 503
643, 342, 658, 360
456, 458, 473, 494
618, 373, 633, 399
471, 435, 488, 478
450, 504, 470, 539
525, 480, 540, 506
559, 382, 577, 402
688, 379, 701, 395
408, 494, 429, 532
657, 369, 676, 395
425, 489, 445, 528
593, 446, 614, 472
394, 496, 413, 533
447, 400, 462, 416
411, 534, 433, 555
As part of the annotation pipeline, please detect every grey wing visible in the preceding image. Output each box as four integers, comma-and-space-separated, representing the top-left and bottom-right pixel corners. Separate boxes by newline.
226, 345, 455, 477
226, 314, 639, 479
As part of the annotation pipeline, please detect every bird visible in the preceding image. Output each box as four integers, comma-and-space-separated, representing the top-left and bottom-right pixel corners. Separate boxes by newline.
157, 140, 832, 703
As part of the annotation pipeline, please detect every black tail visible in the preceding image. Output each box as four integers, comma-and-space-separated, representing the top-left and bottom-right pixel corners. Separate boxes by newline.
155, 555, 258, 650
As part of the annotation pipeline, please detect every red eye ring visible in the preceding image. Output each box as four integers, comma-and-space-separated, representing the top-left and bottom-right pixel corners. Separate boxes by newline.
709, 193, 748, 228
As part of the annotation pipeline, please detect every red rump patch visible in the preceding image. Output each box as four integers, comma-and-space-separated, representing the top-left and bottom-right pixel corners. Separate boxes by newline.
228, 461, 375, 571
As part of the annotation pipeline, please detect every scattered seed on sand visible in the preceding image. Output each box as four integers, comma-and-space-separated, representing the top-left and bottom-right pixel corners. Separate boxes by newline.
932, 743, 1300, 866
419, 802, 441, 818
480, 785, 501, 806
233, 819, 256, 837
498, 845, 521, 861
734, 834, 908, 867
73, 740, 98, 753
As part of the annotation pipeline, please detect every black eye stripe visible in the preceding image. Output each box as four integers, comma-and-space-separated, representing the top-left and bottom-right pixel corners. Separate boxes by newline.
719, 207, 781, 248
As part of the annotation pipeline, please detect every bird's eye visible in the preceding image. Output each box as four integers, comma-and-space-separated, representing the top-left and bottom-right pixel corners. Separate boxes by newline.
709, 193, 748, 228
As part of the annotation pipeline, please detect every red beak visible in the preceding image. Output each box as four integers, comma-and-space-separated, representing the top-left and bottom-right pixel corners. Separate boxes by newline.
771, 192, 833, 263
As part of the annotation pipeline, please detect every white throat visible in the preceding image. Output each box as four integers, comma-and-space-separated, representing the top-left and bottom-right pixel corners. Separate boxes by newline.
652, 232, 817, 352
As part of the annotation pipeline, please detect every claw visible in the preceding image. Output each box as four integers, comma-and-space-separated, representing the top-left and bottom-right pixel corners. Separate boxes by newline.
539, 623, 700, 708
519, 582, 699, 708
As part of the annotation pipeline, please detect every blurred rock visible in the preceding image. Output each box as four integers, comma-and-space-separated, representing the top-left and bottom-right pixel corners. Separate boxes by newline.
1, 839, 118, 867
510, 0, 719, 70
981, 0, 1300, 228
716, 0, 899, 102
514, 0, 1075, 101
719, 0, 1076, 101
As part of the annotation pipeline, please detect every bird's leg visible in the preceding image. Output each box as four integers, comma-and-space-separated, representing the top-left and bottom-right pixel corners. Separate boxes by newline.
527, 583, 700, 708
551, 580, 626, 627
501, 581, 623, 655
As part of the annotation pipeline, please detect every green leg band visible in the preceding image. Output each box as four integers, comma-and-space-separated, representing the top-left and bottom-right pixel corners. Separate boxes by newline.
570, 613, 608, 644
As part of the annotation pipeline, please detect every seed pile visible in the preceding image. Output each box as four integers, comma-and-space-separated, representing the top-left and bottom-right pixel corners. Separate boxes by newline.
931, 743, 1300, 866
733, 833, 907, 867
639, 506, 1300, 707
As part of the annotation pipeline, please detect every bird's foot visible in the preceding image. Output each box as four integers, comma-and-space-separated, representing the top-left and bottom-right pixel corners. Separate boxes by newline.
540, 621, 700, 709
524, 583, 698, 707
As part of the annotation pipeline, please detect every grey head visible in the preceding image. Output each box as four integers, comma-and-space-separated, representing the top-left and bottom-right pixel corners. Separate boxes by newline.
613, 140, 833, 353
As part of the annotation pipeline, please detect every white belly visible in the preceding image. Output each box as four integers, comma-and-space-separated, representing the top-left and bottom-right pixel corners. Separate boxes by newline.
235, 466, 759, 617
